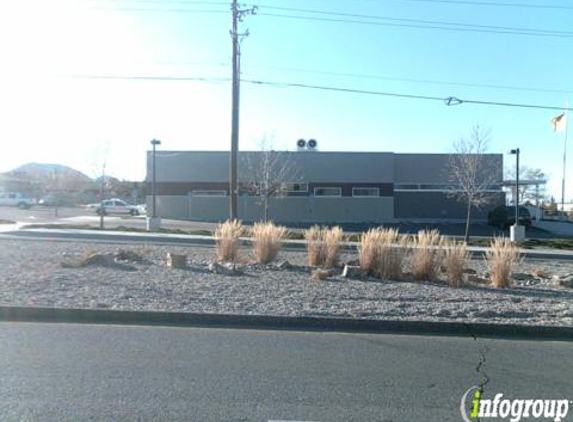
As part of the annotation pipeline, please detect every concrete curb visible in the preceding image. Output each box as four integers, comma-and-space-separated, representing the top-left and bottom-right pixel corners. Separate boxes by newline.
1, 306, 572, 341
3, 228, 573, 260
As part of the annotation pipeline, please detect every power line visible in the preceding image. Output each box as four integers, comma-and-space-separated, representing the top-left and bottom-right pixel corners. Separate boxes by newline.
354, 0, 573, 10
242, 64, 573, 95
53, 73, 573, 111
241, 78, 573, 111
82, 0, 573, 9
257, 12, 573, 38
255, 5, 573, 35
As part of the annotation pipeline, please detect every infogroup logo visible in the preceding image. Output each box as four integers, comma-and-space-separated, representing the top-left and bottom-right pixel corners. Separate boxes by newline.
461, 386, 571, 422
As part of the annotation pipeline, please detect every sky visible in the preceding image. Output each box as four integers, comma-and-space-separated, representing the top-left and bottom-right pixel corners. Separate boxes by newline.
0, 0, 571, 199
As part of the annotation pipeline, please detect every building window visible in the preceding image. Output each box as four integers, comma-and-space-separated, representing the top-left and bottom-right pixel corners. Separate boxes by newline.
352, 187, 380, 197
394, 184, 419, 190
192, 190, 227, 197
314, 187, 342, 197
282, 182, 308, 193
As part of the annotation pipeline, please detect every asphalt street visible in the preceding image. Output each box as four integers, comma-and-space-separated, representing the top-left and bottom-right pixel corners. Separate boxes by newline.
0, 205, 561, 238
1, 322, 571, 422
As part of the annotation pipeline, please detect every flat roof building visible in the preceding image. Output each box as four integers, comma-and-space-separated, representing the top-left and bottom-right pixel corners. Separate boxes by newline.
145, 150, 504, 224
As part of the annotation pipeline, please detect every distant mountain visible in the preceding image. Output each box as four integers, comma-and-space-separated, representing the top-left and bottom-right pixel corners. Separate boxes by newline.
7, 163, 92, 183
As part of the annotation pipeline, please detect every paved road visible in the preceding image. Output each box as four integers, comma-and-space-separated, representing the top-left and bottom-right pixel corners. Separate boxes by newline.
1, 322, 571, 422
0, 205, 218, 232
0, 205, 562, 239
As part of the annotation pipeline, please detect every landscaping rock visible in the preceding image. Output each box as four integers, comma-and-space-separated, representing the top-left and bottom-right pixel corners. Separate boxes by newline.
83, 253, 116, 267
167, 253, 187, 269
512, 272, 529, 281
558, 277, 573, 289
275, 260, 292, 270
467, 275, 490, 285
463, 268, 477, 275
209, 262, 242, 276
342, 265, 364, 279
115, 250, 144, 263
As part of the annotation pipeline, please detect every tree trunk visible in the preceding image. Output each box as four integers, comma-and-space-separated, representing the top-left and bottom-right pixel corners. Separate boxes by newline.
464, 200, 472, 243
263, 196, 269, 222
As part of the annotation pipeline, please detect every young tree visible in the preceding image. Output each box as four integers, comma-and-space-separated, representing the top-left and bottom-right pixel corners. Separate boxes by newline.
504, 165, 548, 206
241, 138, 302, 222
89, 142, 110, 229
448, 125, 499, 242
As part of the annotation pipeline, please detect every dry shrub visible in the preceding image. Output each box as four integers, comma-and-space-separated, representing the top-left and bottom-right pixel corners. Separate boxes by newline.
304, 226, 343, 268
304, 226, 324, 266
215, 219, 243, 262
251, 222, 287, 264
324, 226, 343, 268
412, 230, 443, 281
443, 240, 469, 288
486, 237, 521, 288
359, 227, 409, 280
359, 228, 385, 275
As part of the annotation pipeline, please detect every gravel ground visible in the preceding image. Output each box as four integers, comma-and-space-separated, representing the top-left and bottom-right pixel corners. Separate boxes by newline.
1, 238, 572, 326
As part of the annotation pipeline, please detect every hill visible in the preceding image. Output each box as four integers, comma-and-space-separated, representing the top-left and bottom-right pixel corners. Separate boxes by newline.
7, 163, 92, 183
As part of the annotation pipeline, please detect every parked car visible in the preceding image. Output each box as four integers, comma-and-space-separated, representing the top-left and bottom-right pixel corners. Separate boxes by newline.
488, 205, 532, 229
86, 199, 141, 216
135, 203, 147, 215
0, 192, 36, 209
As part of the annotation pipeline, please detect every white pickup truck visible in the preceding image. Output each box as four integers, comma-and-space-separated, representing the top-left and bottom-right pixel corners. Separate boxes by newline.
0, 192, 36, 209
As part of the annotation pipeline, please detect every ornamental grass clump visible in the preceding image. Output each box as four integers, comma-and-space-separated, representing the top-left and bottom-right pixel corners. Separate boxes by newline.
442, 240, 469, 288
251, 221, 287, 264
359, 227, 409, 280
412, 229, 443, 281
304, 225, 343, 268
215, 219, 243, 262
486, 237, 521, 288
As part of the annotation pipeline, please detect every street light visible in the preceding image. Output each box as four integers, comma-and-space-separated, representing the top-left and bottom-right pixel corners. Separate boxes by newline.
151, 139, 161, 220
508, 148, 523, 242
508, 148, 520, 225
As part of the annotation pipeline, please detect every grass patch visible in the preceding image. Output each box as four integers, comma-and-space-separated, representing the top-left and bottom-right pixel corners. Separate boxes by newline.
412, 230, 443, 281
486, 237, 521, 288
359, 227, 409, 280
250, 222, 287, 264
442, 240, 469, 288
215, 220, 243, 262
304, 226, 343, 268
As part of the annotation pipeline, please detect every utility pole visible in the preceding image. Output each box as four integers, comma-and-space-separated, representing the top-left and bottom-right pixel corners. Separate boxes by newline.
229, 0, 256, 220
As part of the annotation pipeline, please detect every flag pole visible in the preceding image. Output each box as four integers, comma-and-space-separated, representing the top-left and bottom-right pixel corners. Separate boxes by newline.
562, 103, 569, 215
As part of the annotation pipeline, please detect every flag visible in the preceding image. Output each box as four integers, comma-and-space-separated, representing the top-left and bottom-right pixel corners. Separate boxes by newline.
551, 112, 567, 132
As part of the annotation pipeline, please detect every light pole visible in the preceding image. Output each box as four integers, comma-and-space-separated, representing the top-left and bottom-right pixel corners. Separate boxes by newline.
147, 139, 162, 231
151, 139, 161, 218
508, 148, 524, 242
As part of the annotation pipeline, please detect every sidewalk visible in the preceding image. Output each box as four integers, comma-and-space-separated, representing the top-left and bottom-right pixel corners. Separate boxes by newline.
2, 225, 573, 260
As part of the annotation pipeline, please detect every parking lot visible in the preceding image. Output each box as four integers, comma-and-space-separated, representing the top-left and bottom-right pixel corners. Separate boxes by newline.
0, 205, 562, 239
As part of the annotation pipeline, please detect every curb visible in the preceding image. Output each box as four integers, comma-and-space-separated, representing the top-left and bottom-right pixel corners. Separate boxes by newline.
3, 229, 573, 260
1, 306, 572, 341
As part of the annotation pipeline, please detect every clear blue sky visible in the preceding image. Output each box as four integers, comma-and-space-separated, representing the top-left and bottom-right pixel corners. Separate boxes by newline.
0, 0, 571, 199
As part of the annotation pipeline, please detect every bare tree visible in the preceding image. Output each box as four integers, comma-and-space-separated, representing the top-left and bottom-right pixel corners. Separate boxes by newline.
89, 142, 110, 229
241, 138, 302, 222
448, 125, 499, 242
505, 165, 548, 206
